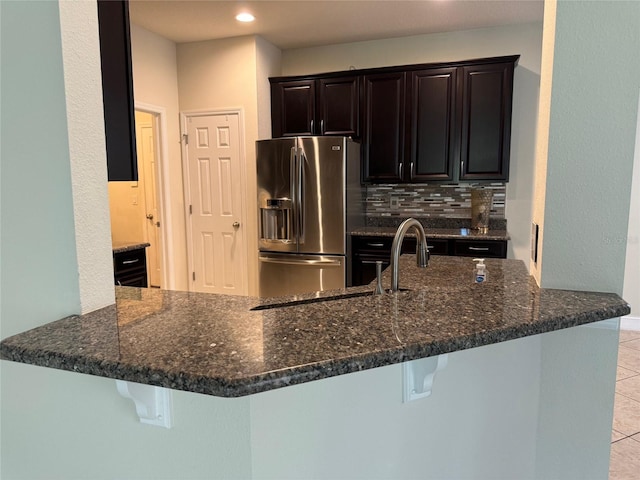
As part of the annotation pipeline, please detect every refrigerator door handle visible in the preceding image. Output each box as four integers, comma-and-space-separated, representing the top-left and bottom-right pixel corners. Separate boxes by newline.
298, 150, 305, 244
290, 146, 299, 245
259, 256, 342, 267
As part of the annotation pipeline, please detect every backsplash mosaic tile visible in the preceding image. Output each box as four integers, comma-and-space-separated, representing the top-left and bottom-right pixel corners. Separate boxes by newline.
364, 183, 506, 219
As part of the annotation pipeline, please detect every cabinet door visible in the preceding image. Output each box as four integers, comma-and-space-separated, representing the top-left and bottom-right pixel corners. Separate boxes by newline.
270, 80, 316, 137
459, 62, 514, 181
317, 76, 359, 137
362, 72, 406, 183
409, 68, 458, 182
97, 0, 138, 181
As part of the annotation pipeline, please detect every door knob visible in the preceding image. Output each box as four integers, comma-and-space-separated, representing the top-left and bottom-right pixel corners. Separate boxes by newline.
233, 222, 240, 229
146, 213, 154, 220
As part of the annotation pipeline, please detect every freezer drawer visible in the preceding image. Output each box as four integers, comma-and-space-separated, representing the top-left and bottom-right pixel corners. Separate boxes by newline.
258, 253, 345, 298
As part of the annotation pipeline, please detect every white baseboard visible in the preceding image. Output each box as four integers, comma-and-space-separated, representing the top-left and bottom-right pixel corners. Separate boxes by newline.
621, 315, 640, 331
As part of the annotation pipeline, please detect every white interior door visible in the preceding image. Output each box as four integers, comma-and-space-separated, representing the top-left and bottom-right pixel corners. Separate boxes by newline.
135, 111, 162, 287
184, 112, 247, 295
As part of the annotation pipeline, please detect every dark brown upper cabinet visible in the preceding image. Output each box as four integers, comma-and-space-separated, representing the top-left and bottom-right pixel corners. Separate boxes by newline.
270, 75, 359, 138
317, 77, 360, 136
270, 79, 315, 136
97, 0, 138, 181
362, 57, 518, 184
459, 61, 515, 181
408, 67, 458, 182
361, 72, 406, 183
270, 55, 518, 184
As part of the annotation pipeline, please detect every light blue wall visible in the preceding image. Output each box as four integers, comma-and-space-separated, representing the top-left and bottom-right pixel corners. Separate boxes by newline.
540, 0, 640, 293
0, 0, 80, 337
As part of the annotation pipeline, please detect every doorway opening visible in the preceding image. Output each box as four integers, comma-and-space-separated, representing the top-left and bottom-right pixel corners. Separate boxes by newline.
134, 110, 162, 287
133, 103, 173, 289
109, 103, 175, 289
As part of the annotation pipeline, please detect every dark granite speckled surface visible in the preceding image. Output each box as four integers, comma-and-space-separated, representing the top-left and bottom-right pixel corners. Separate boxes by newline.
350, 226, 510, 241
0, 257, 629, 397
365, 216, 507, 231
112, 242, 150, 254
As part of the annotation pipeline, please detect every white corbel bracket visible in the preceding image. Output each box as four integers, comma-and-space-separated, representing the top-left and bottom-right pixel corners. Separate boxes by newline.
116, 380, 173, 428
402, 354, 448, 402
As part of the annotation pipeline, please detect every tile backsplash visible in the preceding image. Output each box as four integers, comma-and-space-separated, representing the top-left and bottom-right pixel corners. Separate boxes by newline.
364, 183, 506, 219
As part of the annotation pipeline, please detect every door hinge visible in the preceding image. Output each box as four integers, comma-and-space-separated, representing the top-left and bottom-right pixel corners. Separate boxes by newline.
192, 272, 196, 281
182, 134, 188, 145
189, 205, 193, 215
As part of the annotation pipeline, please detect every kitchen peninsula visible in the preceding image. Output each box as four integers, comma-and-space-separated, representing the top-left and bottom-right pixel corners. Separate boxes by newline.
0, 256, 627, 397
0, 256, 629, 478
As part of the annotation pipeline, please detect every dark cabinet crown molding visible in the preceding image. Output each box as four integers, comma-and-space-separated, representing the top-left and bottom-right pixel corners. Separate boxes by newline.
269, 55, 520, 83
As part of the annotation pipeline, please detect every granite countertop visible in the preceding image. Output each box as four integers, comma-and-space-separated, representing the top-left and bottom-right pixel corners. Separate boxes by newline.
0, 257, 628, 398
350, 226, 510, 241
112, 242, 151, 254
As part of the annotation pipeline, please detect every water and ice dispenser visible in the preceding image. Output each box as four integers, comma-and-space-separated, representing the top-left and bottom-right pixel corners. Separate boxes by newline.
260, 198, 292, 242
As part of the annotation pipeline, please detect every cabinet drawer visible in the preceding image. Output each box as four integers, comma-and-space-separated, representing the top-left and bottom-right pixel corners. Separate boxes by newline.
352, 235, 448, 255
113, 248, 146, 274
352, 236, 394, 252
453, 240, 507, 258
113, 248, 148, 287
352, 235, 417, 254
426, 239, 449, 255
115, 271, 147, 287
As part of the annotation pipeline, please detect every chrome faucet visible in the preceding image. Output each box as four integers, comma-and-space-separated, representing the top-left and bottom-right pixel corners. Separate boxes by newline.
390, 218, 429, 292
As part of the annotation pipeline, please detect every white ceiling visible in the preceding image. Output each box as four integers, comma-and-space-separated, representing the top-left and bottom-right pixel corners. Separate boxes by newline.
129, 0, 544, 49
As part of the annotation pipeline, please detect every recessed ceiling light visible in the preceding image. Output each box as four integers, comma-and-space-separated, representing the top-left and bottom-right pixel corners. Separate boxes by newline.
235, 12, 255, 22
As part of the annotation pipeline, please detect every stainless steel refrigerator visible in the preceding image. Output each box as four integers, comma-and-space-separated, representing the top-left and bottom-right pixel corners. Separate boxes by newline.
257, 136, 362, 297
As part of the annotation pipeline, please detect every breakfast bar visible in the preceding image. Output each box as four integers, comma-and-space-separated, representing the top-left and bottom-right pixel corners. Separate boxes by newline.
0, 256, 628, 397
0, 256, 630, 478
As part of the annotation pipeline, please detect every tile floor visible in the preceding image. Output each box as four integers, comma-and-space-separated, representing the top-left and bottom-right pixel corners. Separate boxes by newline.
609, 329, 640, 479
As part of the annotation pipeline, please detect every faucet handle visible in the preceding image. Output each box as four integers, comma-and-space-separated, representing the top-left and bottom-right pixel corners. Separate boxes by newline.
416, 242, 430, 268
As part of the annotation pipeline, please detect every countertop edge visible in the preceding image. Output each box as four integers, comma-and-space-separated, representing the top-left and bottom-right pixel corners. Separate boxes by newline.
112, 242, 151, 254
0, 301, 629, 398
350, 227, 510, 241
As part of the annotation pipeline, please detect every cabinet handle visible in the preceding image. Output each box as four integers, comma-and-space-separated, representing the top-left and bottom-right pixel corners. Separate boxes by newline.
122, 259, 140, 264
367, 242, 385, 247
259, 256, 341, 266
310, 119, 314, 134
469, 247, 490, 251
410, 162, 415, 179
399, 162, 404, 179
320, 119, 324, 134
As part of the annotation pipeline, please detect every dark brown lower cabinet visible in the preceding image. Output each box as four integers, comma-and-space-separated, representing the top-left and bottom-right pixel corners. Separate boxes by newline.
113, 248, 148, 287
350, 235, 449, 286
349, 235, 506, 286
